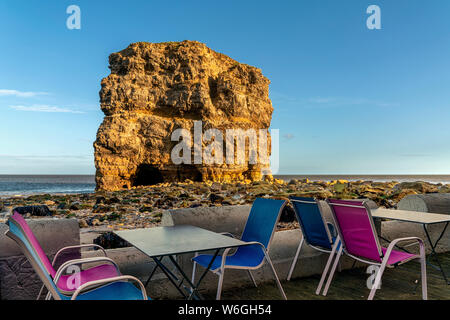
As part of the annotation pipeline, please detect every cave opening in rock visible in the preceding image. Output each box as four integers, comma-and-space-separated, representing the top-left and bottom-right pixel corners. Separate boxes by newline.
133, 164, 164, 186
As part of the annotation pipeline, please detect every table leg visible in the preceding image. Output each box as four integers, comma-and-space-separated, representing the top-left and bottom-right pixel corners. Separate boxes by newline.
168, 249, 221, 300
152, 256, 189, 298
191, 249, 221, 300
423, 223, 449, 285
145, 256, 164, 287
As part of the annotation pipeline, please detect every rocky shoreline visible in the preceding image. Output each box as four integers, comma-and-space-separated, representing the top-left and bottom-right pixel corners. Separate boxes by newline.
1, 178, 449, 231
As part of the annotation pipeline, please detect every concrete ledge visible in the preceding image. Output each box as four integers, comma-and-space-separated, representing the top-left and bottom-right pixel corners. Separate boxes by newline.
398, 193, 450, 213
162, 205, 252, 236
0, 218, 79, 300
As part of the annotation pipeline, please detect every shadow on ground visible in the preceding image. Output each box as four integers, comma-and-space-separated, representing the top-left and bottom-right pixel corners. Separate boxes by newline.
203, 252, 449, 300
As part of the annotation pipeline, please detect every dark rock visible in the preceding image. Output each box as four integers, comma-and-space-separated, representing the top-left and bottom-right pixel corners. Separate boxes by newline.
57, 202, 67, 210
279, 203, 296, 223
104, 196, 120, 205
93, 232, 130, 249
179, 192, 189, 199
189, 202, 202, 208
86, 216, 103, 226
139, 206, 153, 213
13, 205, 52, 217
69, 202, 81, 210
95, 196, 106, 205
92, 204, 112, 213
106, 212, 122, 221
79, 194, 91, 200
209, 193, 224, 203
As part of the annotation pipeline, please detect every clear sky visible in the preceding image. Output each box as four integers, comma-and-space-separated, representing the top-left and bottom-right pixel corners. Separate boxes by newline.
1, 0, 450, 175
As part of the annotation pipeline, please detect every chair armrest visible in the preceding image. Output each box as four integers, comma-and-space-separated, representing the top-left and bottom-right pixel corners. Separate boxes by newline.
218, 241, 267, 270
52, 244, 107, 266
53, 257, 121, 287
240, 241, 267, 251
71, 275, 147, 300
385, 237, 425, 258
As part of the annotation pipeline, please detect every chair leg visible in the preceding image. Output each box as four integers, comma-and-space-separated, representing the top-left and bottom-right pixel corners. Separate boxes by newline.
367, 250, 393, 301
316, 238, 339, 295
216, 271, 225, 300
264, 251, 287, 300
247, 270, 257, 287
191, 252, 198, 284
287, 236, 304, 281
45, 291, 52, 300
419, 243, 428, 300
37, 284, 45, 300
322, 245, 343, 296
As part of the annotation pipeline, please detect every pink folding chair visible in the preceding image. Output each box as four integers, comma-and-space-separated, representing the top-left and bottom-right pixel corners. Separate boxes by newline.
6, 213, 148, 300
9, 212, 122, 299
322, 199, 427, 300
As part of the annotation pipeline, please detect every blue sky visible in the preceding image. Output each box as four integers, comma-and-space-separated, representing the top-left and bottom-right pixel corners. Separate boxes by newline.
1, 0, 450, 175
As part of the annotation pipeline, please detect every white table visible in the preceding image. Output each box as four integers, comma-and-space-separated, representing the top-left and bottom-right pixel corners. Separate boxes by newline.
372, 208, 450, 284
115, 225, 247, 299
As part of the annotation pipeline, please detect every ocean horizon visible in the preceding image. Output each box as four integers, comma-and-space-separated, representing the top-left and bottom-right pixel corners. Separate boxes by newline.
1, 174, 450, 196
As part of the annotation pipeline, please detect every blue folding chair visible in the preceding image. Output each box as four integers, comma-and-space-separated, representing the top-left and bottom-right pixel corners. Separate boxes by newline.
5, 216, 149, 300
191, 198, 287, 300
287, 196, 342, 295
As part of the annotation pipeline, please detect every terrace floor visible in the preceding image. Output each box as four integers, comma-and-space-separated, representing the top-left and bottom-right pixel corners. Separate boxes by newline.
205, 252, 450, 300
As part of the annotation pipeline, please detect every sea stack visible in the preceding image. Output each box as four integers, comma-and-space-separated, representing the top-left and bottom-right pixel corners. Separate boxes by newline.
94, 41, 274, 191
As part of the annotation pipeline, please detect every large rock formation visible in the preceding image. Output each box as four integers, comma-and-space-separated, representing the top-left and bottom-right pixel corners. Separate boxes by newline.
94, 41, 274, 191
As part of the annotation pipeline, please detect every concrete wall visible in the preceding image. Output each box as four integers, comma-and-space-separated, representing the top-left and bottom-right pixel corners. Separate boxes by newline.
0, 218, 79, 300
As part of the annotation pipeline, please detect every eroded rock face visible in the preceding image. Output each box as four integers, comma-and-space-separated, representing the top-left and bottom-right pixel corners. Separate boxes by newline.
94, 41, 274, 191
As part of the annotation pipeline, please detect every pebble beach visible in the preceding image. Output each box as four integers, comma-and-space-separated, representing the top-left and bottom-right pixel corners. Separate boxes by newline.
1, 177, 448, 232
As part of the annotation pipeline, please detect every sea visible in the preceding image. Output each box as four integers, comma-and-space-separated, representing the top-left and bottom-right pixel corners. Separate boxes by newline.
0, 174, 450, 197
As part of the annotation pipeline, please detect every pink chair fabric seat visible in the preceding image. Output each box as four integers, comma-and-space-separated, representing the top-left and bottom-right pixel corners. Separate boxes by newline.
381, 247, 418, 266
10, 212, 121, 294
57, 264, 120, 292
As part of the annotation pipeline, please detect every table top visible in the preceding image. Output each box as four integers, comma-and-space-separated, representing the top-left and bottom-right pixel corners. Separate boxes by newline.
115, 225, 247, 257
371, 208, 450, 225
